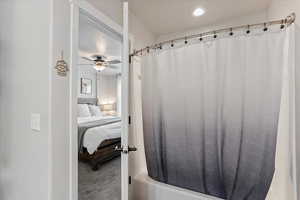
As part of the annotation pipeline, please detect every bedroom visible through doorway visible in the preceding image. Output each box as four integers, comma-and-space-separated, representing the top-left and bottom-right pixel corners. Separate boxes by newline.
77, 11, 123, 200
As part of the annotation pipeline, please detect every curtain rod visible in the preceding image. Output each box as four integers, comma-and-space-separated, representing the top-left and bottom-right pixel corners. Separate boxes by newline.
130, 13, 296, 57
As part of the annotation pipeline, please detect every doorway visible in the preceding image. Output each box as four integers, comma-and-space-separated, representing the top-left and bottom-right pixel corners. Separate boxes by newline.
77, 11, 123, 200
69, 1, 130, 200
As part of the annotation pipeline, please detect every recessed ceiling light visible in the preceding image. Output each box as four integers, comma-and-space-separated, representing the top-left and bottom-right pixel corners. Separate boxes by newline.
193, 8, 205, 17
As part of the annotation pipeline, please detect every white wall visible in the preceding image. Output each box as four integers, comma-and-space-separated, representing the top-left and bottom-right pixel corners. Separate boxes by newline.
267, 1, 300, 199
77, 66, 97, 98
0, 0, 72, 200
0, 1, 51, 200
97, 74, 118, 105
50, 0, 72, 200
77, 67, 119, 107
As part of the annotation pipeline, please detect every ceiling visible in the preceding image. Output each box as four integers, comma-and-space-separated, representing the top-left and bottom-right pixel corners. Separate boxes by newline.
127, 0, 271, 35
79, 13, 122, 75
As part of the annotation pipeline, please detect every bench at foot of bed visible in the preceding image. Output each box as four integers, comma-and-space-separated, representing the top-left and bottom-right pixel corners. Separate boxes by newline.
79, 138, 121, 171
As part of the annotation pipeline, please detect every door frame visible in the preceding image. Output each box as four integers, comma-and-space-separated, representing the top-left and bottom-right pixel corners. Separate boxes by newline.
69, 1, 133, 200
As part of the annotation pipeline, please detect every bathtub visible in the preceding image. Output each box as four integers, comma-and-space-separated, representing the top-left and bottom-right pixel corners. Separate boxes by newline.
133, 173, 224, 200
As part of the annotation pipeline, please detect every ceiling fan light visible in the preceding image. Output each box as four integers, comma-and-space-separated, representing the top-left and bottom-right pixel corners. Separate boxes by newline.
93, 65, 106, 71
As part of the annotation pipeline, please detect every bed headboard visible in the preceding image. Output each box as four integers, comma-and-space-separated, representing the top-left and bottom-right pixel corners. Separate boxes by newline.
78, 98, 98, 105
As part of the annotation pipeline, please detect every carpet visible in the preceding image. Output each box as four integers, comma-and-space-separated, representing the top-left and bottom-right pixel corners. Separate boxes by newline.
78, 157, 121, 200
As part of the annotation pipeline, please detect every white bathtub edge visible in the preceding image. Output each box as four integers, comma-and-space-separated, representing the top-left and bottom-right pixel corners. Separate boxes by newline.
132, 172, 224, 200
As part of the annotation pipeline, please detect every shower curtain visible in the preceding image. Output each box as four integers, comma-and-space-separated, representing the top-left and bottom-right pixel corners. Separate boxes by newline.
141, 26, 296, 200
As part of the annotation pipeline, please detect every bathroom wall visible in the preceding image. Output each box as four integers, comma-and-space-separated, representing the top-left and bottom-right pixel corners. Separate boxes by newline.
268, 0, 300, 198
0, 1, 51, 200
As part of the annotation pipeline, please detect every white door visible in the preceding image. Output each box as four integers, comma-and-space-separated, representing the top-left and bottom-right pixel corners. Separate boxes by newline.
120, 3, 138, 199
69, 1, 133, 200
121, 2, 131, 200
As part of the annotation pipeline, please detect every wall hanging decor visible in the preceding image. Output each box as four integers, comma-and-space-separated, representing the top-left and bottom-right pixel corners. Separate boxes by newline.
55, 51, 69, 77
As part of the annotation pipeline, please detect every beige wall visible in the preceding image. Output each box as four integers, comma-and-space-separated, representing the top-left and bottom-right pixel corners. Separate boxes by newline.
157, 11, 268, 42
268, 0, 300, 25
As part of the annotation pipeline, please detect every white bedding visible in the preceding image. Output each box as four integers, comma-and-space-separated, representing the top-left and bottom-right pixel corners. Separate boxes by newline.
78, 115, 122, 154
83, 122, 122, 154
78, 115, 120, 125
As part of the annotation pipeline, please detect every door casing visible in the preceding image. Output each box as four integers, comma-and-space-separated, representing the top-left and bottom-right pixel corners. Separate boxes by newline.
69, 1, 133, 200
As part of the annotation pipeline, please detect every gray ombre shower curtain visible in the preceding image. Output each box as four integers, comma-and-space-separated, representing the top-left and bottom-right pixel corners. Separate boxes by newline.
141, 26, 296, 200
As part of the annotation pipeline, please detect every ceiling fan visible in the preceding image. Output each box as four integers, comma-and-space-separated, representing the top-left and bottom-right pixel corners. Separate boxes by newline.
80, 55, 121, 71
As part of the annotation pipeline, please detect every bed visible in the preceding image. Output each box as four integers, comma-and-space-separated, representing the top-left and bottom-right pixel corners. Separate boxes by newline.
77, 98, 122, 170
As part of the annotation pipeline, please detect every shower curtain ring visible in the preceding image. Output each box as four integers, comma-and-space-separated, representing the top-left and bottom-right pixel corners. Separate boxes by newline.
185, 37, 188, 44
246, 25, 251, 34
280, 20, 285, 29
263, 23, 268, 32
213, 31, 217, 38
199, 34, 203, 41
229, 28, 234, 36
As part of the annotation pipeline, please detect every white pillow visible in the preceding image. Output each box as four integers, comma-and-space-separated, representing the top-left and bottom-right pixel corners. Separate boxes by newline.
89, 105, 103, 117
78, 104, 91, 118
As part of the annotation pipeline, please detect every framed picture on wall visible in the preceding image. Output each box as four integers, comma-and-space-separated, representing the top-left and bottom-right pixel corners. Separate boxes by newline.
81, 78, 92, 95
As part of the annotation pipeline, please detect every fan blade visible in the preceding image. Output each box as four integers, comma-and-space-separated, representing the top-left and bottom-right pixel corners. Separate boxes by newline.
82, 57, 95, 62
78, 64, 94, 66
107, 60, 121, 65
107, 65, 120, 69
